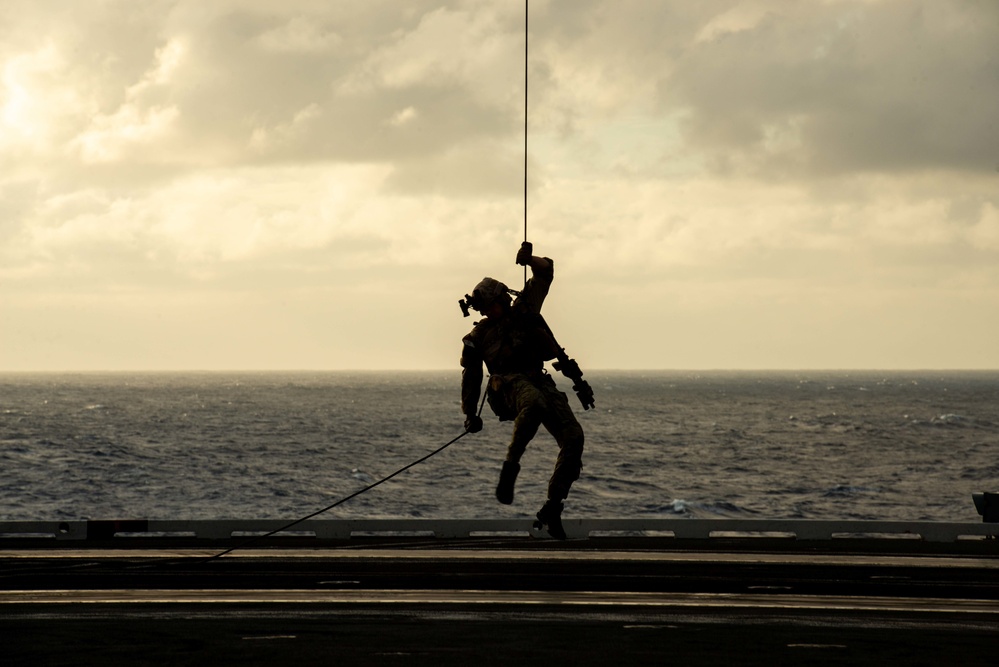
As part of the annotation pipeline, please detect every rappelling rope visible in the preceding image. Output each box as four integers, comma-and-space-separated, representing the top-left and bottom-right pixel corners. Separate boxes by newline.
204, 392, 488, 561
523, 0, 529, 287
154, 7, 531, 567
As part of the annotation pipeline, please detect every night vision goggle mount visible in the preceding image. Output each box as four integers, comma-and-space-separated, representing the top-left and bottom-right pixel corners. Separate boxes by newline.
458, 293, 479, 318
459, 287, 520, 318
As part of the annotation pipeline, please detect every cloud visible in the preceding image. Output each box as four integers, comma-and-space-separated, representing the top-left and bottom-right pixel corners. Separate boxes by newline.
663, 0, 999, 176
338, 3, 524, 107
2, 0, 999, 370
255, 16, 343, 53
68, 38, 187, 164
248, 103, 322, 154
0, 41, 82, 159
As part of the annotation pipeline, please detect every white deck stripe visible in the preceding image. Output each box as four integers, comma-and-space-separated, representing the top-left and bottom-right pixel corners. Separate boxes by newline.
2, 589, 998, 614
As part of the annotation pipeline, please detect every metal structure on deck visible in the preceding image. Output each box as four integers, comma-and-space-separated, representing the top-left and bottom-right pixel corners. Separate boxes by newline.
2, 518, 997, 543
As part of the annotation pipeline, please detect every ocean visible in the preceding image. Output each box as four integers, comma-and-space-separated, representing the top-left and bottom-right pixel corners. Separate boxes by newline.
1, 371, 997, 523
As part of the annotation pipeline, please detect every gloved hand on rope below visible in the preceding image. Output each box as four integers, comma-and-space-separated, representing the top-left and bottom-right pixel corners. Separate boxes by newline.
515, 241, 533, 266
464, 414, 483, 433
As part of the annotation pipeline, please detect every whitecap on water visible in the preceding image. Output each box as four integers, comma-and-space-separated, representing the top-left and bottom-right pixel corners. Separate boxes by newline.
931, 414, 970, 426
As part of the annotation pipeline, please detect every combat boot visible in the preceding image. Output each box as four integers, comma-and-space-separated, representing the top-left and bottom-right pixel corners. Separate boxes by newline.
534, 499, 567, 540
495, 461, 520, 505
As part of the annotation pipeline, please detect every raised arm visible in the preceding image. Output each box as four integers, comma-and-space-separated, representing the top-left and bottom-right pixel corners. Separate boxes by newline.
514, 242, 553, 314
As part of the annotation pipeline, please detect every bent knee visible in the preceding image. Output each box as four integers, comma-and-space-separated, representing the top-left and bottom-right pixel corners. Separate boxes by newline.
558, 431, 584, 477
561, 426, 584, 457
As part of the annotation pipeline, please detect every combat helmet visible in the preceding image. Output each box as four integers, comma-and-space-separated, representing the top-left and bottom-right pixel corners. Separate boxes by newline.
458, 277, 513, 317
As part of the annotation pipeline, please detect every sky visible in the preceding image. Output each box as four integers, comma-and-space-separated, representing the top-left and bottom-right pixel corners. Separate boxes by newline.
1, 0, 997, 372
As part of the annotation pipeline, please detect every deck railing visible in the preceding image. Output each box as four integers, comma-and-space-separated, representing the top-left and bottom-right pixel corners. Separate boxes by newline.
1, 518, 997, 543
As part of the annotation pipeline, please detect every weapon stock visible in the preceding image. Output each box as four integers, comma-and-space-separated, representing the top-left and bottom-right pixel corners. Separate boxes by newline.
552, 352, 595, 411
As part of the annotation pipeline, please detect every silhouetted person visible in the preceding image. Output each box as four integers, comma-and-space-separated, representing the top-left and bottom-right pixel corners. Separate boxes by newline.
459, 242, 585, 539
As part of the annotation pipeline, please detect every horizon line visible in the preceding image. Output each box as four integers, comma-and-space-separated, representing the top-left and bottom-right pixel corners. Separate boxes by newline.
3, 368, 999, 374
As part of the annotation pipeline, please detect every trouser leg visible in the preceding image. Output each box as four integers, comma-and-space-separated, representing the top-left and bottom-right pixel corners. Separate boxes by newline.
502, 376, 584, 503
546, 426, 583, 500
535, 379, 581, 541
540, 382, 585, 501
505, 380, 546, 464
494, 378, 545, 505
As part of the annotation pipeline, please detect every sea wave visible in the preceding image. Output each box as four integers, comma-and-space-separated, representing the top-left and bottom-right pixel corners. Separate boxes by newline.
1, 370, 997, 522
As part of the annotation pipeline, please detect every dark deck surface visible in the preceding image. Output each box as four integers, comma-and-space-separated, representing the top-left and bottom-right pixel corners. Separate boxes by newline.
2, 534, 998, 665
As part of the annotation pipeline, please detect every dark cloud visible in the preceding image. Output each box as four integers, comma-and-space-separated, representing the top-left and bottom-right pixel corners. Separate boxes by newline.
236, 83, 514, 165
663, 1, 999, 176
54, 3, 521, 184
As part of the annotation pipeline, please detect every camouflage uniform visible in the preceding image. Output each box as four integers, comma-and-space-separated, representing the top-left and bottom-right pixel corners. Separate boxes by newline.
460, 260, 585, 502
